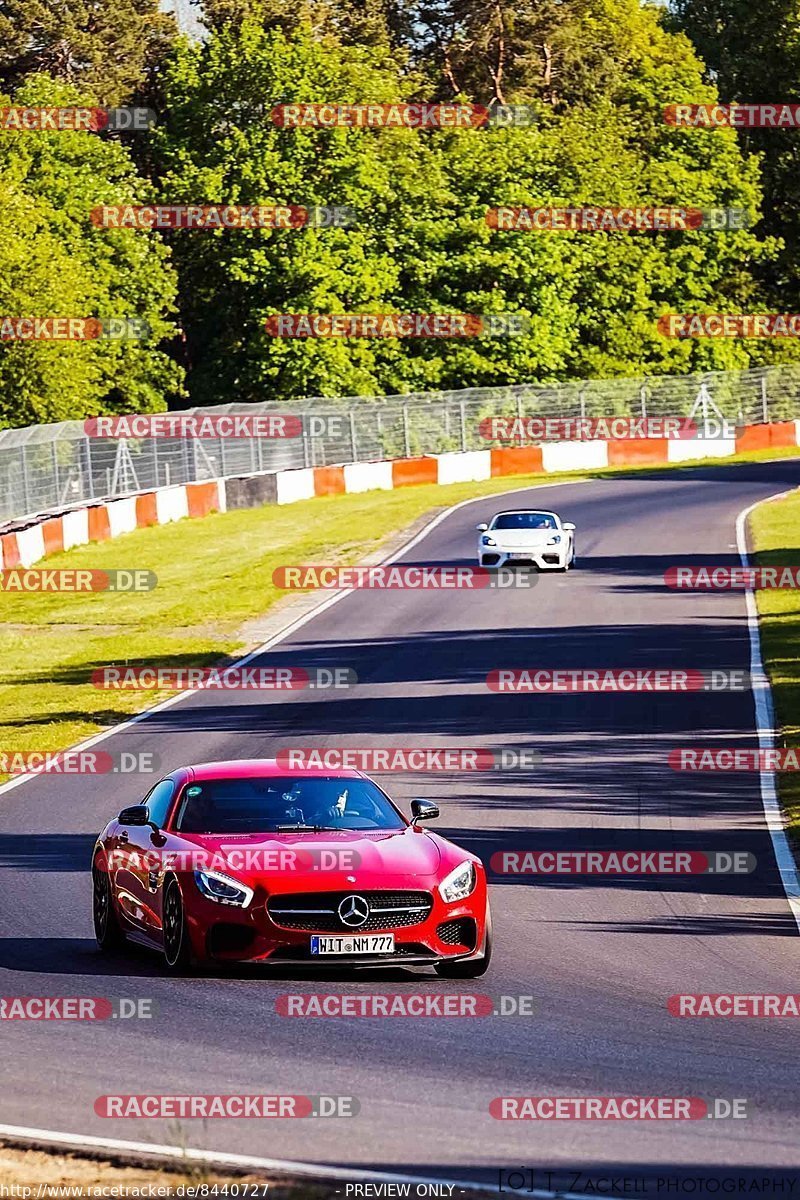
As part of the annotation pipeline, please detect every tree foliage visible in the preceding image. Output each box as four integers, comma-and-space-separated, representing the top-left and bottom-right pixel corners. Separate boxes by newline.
0, 79, 182, 426
0, 0, 795, 423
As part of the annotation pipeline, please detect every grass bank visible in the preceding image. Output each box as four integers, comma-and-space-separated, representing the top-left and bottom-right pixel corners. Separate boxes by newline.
749, 486, 800, 851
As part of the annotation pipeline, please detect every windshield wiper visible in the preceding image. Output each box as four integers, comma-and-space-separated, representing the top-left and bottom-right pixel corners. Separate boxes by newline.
273, 823, 346, 832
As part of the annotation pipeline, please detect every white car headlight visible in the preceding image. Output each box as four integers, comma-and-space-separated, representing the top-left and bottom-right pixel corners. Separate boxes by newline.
546, 534, 562, 545
194, 869, 253, 908
438, 861, 476, 903
482, 536, 496, 547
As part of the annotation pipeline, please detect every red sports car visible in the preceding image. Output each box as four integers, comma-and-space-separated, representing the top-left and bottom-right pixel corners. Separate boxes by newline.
92, 760, 492, 976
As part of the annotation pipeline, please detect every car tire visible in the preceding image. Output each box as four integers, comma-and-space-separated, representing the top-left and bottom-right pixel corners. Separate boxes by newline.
434, 909, 493, 978
162, 879, 192, 973
93, 856, 125, 951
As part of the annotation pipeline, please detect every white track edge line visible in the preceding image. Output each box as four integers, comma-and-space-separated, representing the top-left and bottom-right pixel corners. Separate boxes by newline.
0, 1121, 594, 1199
735, 490, 800, 933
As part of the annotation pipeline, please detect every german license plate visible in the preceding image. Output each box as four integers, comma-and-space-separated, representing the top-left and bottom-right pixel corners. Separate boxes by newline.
310, 934, 395, 955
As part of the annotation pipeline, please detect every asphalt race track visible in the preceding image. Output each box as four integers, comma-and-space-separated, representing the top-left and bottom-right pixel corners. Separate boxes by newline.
2, 460, 800, 1190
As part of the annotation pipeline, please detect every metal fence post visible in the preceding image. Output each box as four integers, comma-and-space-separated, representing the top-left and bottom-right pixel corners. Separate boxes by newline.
20, 445, 30, 514
349, 410, 358, 462
403, 405, 411, 458
761, 374, 769, 424
84, 436, 96, 499
579, 386, 587, 421
640, 384, 647, 419
302, 417, 311, 468
51, 441, 59, 506
460, 400, 467, 451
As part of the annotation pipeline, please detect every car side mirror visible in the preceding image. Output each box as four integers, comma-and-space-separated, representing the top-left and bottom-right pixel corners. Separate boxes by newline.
118, 804, 150, 826
562, 522, 575, 531
411, 799, 440, 823
476, 523, 488, 532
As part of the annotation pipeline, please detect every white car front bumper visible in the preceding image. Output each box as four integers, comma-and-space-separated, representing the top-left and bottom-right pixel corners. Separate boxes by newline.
478, 542, 571, 570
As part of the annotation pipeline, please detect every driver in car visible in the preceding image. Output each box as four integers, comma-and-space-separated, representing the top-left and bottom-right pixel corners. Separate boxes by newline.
318, 788, 349, 824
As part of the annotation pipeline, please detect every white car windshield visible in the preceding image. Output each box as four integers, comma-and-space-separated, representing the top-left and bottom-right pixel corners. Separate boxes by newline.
491, 513, 557, 530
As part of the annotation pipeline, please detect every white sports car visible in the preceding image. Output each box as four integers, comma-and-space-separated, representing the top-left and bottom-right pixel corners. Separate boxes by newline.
476, 509, 576, 571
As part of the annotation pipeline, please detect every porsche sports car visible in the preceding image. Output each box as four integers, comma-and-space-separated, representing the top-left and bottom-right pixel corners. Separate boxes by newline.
477, 509, 576, 570
92, 760, 492, 976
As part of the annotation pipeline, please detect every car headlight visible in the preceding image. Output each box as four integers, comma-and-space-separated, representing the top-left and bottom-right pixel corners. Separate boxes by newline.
194, 869, 253, 908
546, 534, 562, 545
438, 861, 477, 903
482, 536, 496, 547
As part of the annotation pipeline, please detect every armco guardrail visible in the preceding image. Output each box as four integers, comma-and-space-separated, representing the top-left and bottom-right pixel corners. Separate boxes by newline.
3, 363, 800, 527
2, 418, 798, 571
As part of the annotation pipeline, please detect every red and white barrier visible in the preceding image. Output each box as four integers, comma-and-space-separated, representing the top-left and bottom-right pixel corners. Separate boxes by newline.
1, 422, 797, 570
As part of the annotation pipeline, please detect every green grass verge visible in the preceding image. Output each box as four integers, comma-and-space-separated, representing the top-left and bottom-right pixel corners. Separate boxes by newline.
749, 487, 800, 852
3, 443, 800, 776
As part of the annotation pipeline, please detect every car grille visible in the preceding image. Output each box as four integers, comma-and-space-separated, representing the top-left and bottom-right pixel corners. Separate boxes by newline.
267, 890, 433, 932
436, 918, 477, 949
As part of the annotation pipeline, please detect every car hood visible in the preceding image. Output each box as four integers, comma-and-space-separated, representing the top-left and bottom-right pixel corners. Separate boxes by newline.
175, 826, 443, 888
487, 528, 559, 548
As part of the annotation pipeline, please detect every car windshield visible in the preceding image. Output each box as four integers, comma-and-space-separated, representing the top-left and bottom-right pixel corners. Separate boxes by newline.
491, 512, 557, 530
173, 776, 405, 833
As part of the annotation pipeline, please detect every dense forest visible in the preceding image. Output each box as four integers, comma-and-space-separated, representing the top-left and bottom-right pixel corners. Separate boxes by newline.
1, 0, 800, 425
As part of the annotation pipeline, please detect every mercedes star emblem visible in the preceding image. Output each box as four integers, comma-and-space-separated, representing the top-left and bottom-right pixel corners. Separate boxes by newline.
338, 894, 370, 928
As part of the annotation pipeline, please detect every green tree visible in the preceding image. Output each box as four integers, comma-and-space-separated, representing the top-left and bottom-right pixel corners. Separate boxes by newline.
670, 0, 800, 305
155, 13, 788, 404
0, 78, 183, 427
0, 0, 177, 106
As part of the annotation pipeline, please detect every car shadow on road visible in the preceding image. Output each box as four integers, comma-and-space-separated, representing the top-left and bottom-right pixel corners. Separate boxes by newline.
0, 936, 448, 982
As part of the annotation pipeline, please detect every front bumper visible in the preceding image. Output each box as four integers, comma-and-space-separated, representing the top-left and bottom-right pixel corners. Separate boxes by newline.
181, 877, 488, 967
479, 546, 568, 570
